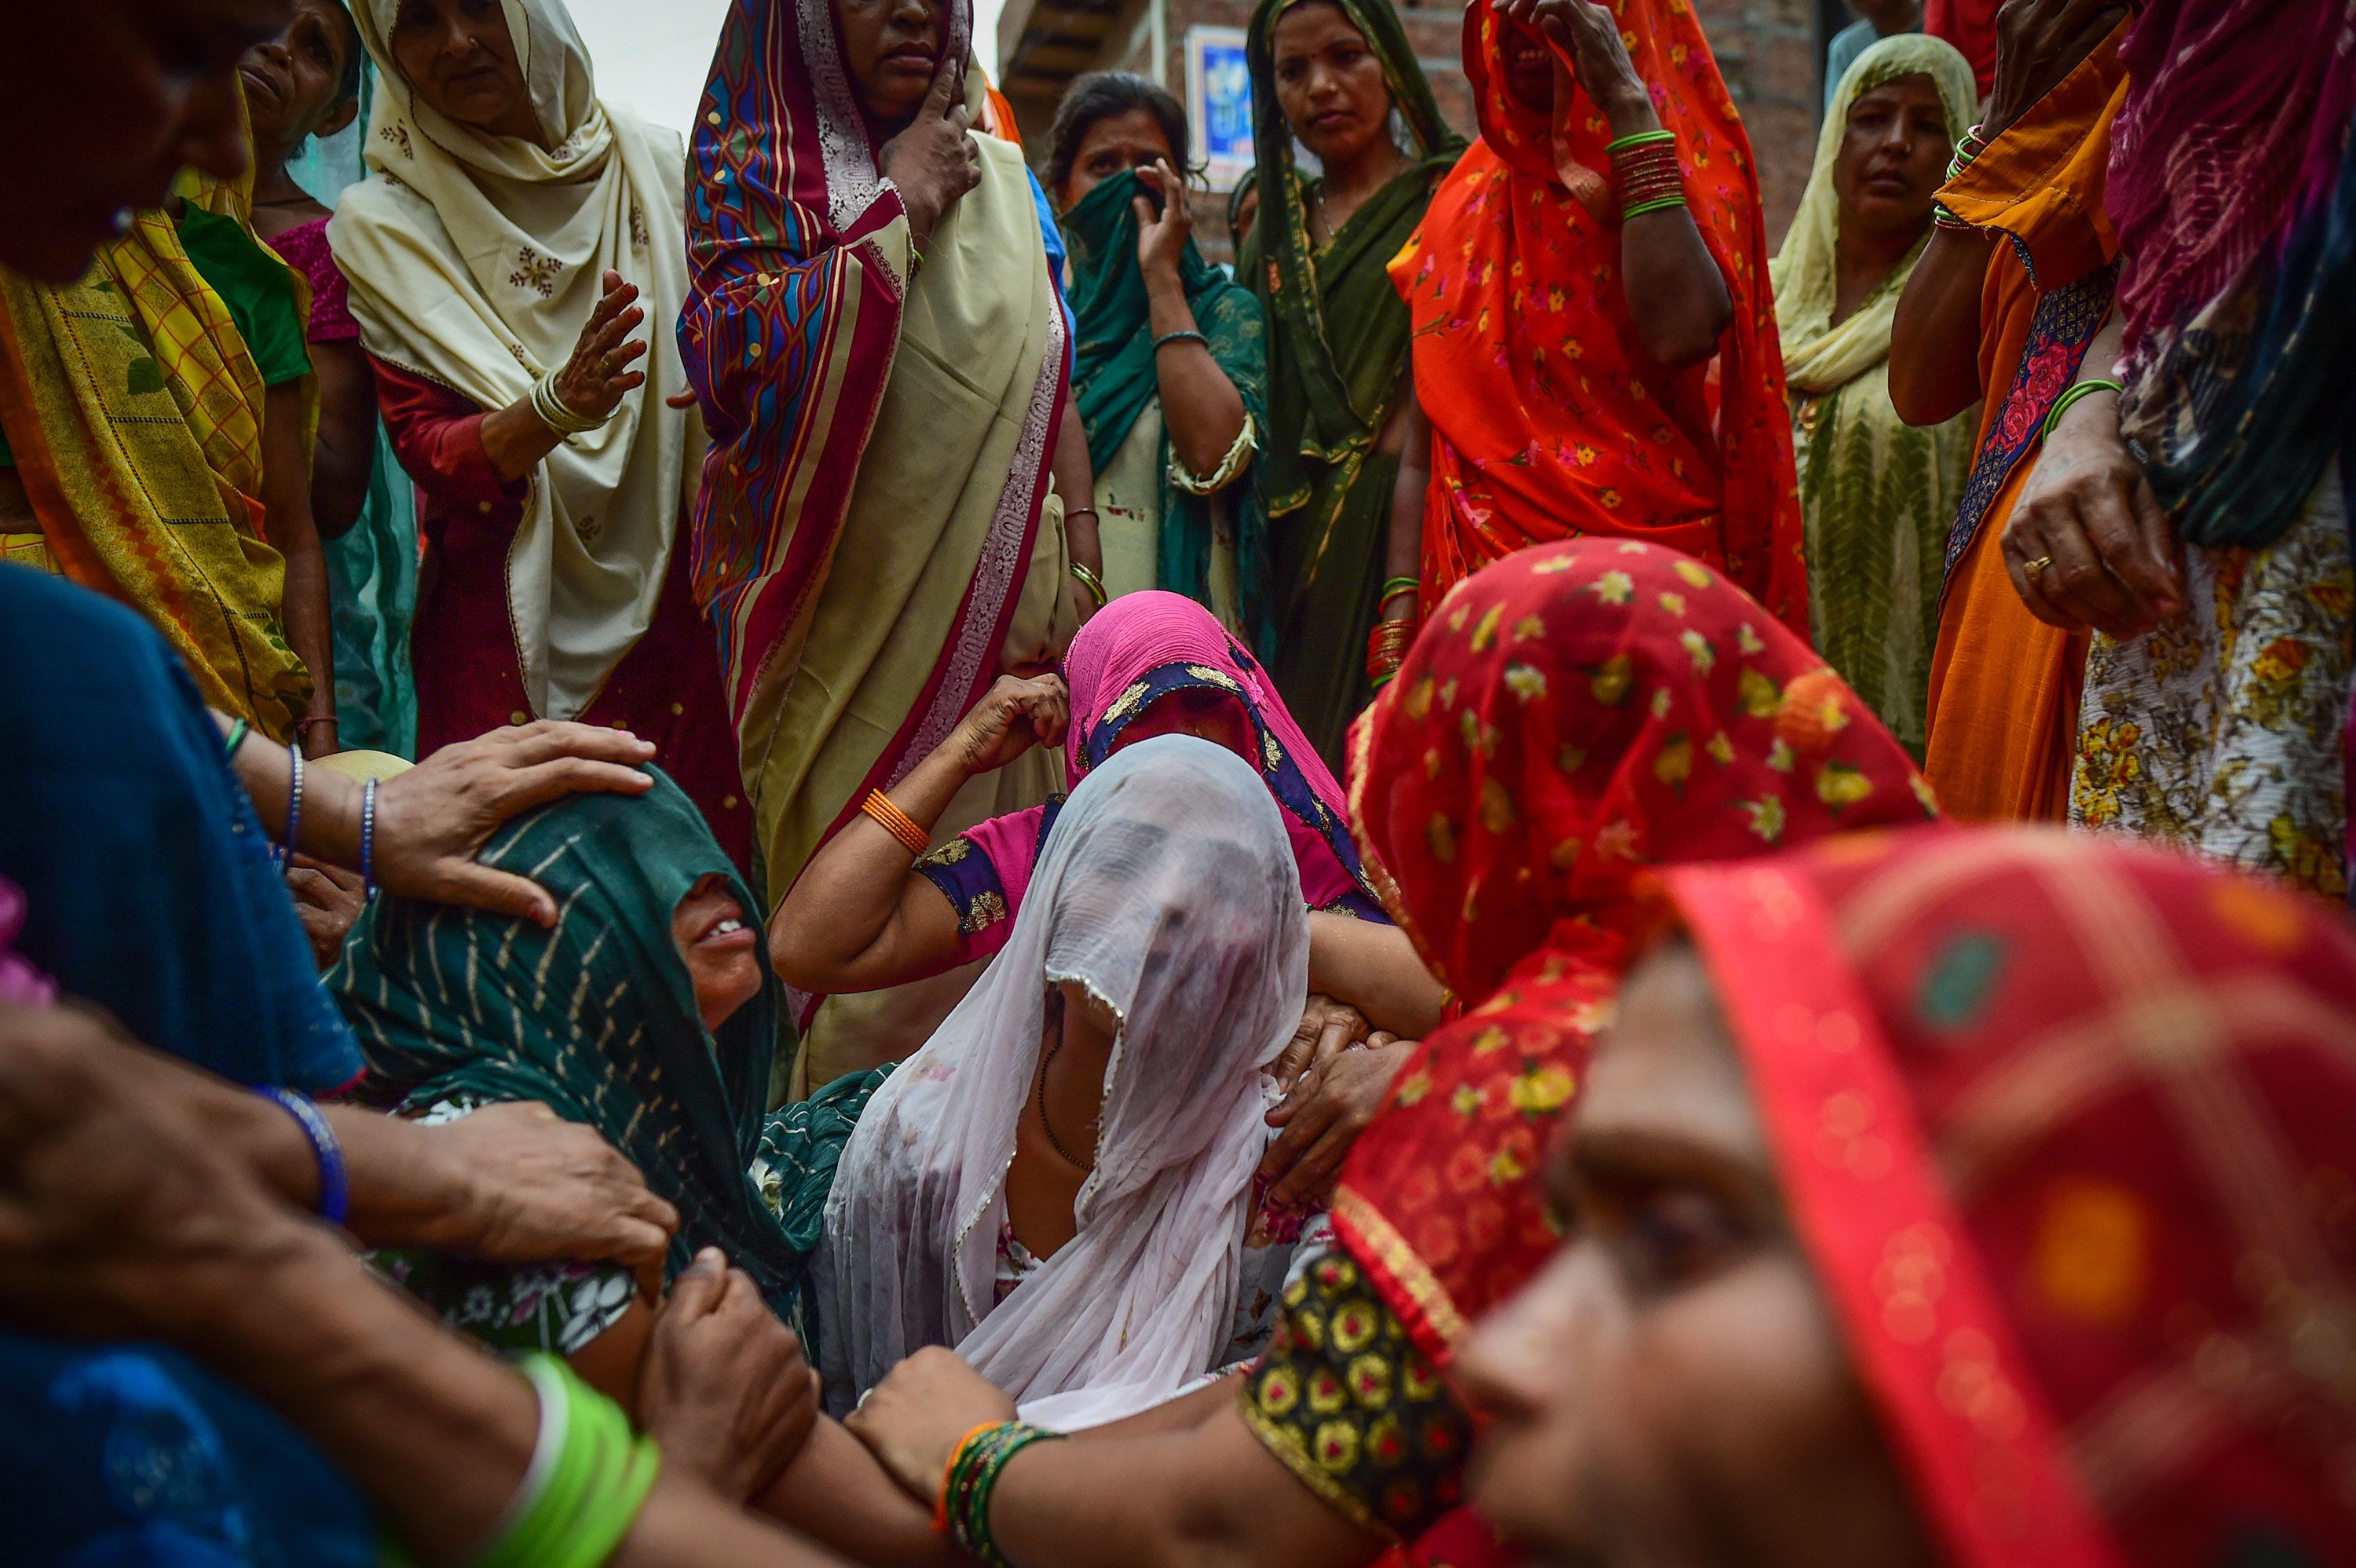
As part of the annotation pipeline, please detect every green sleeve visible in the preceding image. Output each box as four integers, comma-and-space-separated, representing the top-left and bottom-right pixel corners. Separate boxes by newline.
177, 207, 313, 388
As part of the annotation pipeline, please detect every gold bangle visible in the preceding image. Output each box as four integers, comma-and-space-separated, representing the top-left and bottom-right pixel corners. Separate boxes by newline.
861, 790, 931, 857
1069, 561, 1110, 611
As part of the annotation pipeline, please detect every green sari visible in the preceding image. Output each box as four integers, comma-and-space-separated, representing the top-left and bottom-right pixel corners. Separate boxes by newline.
330, 769, 883, 1347
1065, 169, 1274, 650
1242, 0, 1464, 766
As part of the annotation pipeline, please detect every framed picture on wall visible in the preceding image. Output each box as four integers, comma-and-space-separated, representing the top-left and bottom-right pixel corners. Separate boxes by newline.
1186, 24, 1254, 185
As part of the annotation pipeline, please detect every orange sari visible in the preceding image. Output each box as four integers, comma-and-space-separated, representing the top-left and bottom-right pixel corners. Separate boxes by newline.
1388, 0, 1805, 640
1921, 38, 2127, 823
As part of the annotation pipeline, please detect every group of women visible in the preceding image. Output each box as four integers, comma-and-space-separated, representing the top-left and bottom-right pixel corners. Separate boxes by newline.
5, 0, 2356, 1566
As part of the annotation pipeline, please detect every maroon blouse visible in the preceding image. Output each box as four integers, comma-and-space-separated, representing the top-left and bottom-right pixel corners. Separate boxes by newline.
370, 356, 750, 872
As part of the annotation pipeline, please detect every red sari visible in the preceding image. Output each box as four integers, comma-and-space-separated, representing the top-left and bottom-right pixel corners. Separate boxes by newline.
1305, 540, 1932, 1562
1390, 0, 1805, 638
1663, 826, 2356, 1564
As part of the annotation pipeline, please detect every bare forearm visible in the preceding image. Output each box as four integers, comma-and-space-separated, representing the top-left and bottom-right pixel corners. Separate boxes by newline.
989, 1405, 1380, 1568
1052, 394, 1102, 579
766, 744, 973, 988
218, 709, 371, 865
1382, 399, 1430, 619
1590, 94, 1729, 369
1307, 916, 1445, 1037
752, 1417, 960, 1568
309, 342, 379, 538
1889, 226, 1995, 426
184, 1234, 543, 1566
1146, 272, 1247, 477
264, 385, 335, 740
480, 396, 565, 484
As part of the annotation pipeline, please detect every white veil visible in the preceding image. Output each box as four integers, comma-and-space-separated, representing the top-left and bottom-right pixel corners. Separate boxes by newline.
818, 736, 1310, 1428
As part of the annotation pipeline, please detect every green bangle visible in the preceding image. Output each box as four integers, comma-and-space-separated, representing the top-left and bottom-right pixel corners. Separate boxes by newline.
946, 1420, 1065, 1568
1378, 575, 1421, 608
223, 717, 251, 758
1604, 129, 1676, 155
1622, 196, 1688, 221
475, 1355, 661, 1568
1069, 561, 1110, 611
2040, 378, 2123, 442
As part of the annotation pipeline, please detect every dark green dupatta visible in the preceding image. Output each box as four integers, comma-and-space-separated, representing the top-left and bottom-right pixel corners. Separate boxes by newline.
1242, 0, 1464, 766
329, 770, 806, 1306
1065, 168, 1275, 650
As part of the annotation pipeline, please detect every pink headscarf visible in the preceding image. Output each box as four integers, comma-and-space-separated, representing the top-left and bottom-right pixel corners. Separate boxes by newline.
960, 592, 1381, 929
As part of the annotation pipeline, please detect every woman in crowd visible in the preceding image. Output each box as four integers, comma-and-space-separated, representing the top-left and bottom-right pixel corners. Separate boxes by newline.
1376, 0, 1803, 699
682, 0, 1092, 1069
1462, 828, 2356, 1566
331, 0, 746, 861
1242, 0, 1464, 766
1772, 35, 1977, 756
2058, 2, 2356, 900
1892, 1, 2127, 823
1049, 71, 1271, 643
242, 0, 424, 756
840, 540, 1941, 1568
771, 590, 1443, 1089
0, 144, 338, 752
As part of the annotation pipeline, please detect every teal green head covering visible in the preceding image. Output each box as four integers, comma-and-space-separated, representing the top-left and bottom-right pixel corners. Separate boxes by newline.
329, 769, 796, 1302
1062, 166, 1275, 649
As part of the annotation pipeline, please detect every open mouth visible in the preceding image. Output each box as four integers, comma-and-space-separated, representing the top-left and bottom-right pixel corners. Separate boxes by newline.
695, 912, 756, 950
239, 61, 282, 108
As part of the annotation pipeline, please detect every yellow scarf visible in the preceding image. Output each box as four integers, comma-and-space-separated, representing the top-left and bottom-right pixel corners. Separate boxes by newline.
0, 173, 312, 738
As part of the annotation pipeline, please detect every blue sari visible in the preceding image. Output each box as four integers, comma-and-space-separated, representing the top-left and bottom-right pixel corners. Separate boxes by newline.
0, 567, 375, 1566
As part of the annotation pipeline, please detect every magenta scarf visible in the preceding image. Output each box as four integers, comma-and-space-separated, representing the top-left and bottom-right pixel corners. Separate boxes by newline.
963, 592, 1383, 926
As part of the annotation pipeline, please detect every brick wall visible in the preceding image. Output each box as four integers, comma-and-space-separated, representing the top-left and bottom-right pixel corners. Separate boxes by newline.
1008, 0, 1824, 257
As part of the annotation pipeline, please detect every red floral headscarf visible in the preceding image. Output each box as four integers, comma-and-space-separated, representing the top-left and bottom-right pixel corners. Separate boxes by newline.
1663, 827, 2356, 1566
1333, 539, 1934, 1363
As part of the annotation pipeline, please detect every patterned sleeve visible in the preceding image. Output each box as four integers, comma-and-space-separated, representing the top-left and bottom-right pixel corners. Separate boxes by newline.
1238, 1245, 1471, 1540
912, 833, 1015, 964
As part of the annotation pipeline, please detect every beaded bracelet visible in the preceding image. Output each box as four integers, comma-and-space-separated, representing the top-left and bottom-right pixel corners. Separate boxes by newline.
939, 1420, 1066, 1567
359, 777, 380, 897
258, 1087, 349, 1224
2040, 378, 2122, 442
862, 790, 931, 858
1152, 329, 1209, 353
474, 1356, 661, 1568
280, 741, 305, 871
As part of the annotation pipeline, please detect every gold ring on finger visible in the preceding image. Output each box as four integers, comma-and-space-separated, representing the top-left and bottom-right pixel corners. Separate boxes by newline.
2025, 554, 2054, 583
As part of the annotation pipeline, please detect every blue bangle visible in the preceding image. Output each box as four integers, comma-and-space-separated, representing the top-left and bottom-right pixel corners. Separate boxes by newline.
281, 742, 304, 872
258, 1087, 348, 1225
359, 778, 379, 897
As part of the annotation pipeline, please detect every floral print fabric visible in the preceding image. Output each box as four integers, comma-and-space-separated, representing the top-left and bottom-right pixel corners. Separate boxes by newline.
1663, 825, 2356, 1565
1241, 1246, 1470, 1540
2072, 473, 2352, 898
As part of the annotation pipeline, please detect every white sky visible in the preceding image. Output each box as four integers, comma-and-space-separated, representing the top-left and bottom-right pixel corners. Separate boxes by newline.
567, 0, 1007, 133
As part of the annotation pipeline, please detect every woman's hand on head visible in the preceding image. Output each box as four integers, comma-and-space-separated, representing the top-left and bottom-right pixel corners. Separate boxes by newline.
370, 720, 656, 924
878, 58, 981, 250
2001, 389, 2180, 638
843, 1344, 1018, 1500
417, 1101, 679, 1296
550, 270, 649, 426
1985, 0, 2129, 136
1262, 1031, 1411, 1209
1133, 159, 1192, 280
1498, 0, 1652, 122
638, 1248, 821, 1500
950, 673, 1070, 776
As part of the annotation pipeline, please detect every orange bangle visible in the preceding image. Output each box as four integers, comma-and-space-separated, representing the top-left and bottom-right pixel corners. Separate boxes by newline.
934, 1421, 1008, 1533
862, 790, 931, 857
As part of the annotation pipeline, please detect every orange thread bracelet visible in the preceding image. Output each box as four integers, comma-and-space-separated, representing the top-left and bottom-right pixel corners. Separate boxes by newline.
862, 790, 931, 857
